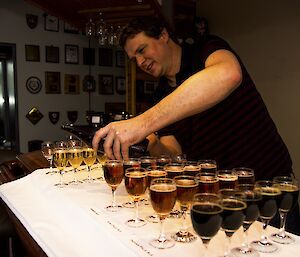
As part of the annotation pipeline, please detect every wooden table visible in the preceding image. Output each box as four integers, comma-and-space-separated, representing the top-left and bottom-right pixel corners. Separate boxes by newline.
7, 151, 49, 257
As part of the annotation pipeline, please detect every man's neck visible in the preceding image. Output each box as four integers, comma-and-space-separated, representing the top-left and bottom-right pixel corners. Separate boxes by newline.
165, 41, 182, 86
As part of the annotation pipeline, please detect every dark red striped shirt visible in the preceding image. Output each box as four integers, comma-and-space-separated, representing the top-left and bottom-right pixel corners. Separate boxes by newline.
155, 35, 292, 180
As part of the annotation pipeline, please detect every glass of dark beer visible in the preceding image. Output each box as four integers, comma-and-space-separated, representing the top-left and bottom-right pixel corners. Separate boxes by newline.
198, 159, 217, 174
103, 160, 124, 212
270, 176, 299, 244
124, 167, 148, 227
191, 193, 223, 257
233, 167, 255, 185
217, 169, 238, 190
250, 180, 281, 253
219, 189, 247, 257
139, 156, 157, 169
196, 172, 219, 194
172, 153, 187, 164
172, 175, 199, 242
149, 178, 177, 249
231, 184, 262, 257
183, 161, 201, 177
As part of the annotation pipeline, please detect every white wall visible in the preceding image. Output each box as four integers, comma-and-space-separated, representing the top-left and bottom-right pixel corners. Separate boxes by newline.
197, 0, 300, 179
0, 0, 125, 152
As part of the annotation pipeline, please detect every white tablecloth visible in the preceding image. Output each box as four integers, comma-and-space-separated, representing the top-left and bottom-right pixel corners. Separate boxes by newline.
0, 167, 299, 257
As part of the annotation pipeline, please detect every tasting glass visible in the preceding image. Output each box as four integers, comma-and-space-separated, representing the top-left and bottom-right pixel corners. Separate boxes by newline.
217, 169, 238, 190
172, 153, 187, 164
164, 163, 185, 218
191, 193, 223, 257
139, 156, 157, 169
231, 184, 262, 257
122, 158, 141, 208
96, 150, 107, 180
270, 176, 299, 244
196, 172, 219, 194
250, 180, 281, 253
198, 159, 217, 174
124, 167, 148, 227
156, 155, 172, 167
149, 178, 177, 249
82, 143, 97, 182
67, 139, 84, 185
219, 189, 247, 257
146, 166, 167, 223
103, 160, 124, 212
41, 141, 54, 174
233, 167, 255, 185
172, 175, 199, 242
183, 161, 201, 177
53, 141, 69, 187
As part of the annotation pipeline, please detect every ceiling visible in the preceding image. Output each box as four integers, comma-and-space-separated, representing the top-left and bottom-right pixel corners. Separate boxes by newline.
25, 0, 164, 31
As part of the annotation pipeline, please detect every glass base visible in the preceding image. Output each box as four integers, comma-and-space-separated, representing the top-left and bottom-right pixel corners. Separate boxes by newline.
54, 182, 68, 188
126, 218, 147, 227
146, 214, 160, 223
171, 230, 197, 243
140, 198, 150, 206
168, 210, 183, 219
150, 237, 175, 249
250, 240, 278, 253
69, 180, 83, 185
122, 201, 135, 208
231, 246, 260, 257
106, 204, 122, 212
270, 232, 295, 244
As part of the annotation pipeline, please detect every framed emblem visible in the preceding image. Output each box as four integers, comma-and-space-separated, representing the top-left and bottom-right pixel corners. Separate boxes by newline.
49, 112, 59, 124
26, 107, 43, 125
26, 76, 42, 94
26, 14, 38, 29
83, 75, 96, 92
67, 111, 78, 123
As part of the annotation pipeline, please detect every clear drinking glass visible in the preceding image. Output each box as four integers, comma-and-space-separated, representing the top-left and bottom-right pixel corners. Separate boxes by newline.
149, 178, 177, 249
198, 159, 217, 174
217, 169, 238, 190
219, 189, 247, 257
172, 175, 199, 242
53, 141, 68, 187
231, 184, 262, 257
124, 167, 148, 227
196, 172, 219, 194
191, 193, 223, 257
96, 150, 107, 180
67, 139, 84, 185
103, 160, 124, 212
270, 176, 299, 244
183, 161, 201, 177
41, 141, 54, 174
233, 167, 255, 185
82, 144, 97, 182
250, 180, 281, 253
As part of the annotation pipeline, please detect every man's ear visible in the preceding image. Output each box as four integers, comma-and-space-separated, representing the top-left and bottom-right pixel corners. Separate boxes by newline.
160, 28, 169, 42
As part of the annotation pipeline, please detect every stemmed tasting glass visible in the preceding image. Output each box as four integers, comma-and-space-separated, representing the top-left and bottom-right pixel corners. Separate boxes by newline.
191, 193, 223, 257
196, 172, 219, 194
149, 178, 177, 249
53, 141, 68, 187
219, 189, 247, 257
96, 150, 107, 180
231, 184, 262, 257
82, 143, 96, 182
124, 167, 148, 227
217, 169, 238, 190
233, 167, 255, 185
250, 180, 281, 253
270, 176, 299, 244
122, 158, 141, 208
140, 156, 157, 169
172, 153, 187, 164
183, 161, 201, 176
198, 159, 217, 174
103, 160, 124, 212
67, 139, 84, 185
156, 155, 172, 167
164, 163, 185, 218
146, 166, 167, 223
172, 175, 199, 242
41, 141, 55, 174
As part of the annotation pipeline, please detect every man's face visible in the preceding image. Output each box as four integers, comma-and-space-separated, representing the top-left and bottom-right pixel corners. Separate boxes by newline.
124, 31, 170, 78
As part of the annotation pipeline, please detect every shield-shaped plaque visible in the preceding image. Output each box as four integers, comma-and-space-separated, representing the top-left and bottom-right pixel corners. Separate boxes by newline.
49, 112, 60, 124
67, 111, 78, 123
26, 14, 38, 29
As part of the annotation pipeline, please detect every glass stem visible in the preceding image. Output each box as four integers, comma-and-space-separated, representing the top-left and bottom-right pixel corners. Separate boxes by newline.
224, 235, 232, 257
279, 210, 287, 237
242, 226, 250, 251
260, 219, 270, 244
158, 217, 167, 243
111, 188, 116, 207
181, 209, 188, 232
50, 157, 53, 170
135, 200, 139, 222
203, 242, 209, 257
87, 166, 91, 180
59, 170, 64, 185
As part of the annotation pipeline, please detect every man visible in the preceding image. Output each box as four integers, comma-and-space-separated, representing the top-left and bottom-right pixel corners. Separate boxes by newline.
93, 16, 292, 179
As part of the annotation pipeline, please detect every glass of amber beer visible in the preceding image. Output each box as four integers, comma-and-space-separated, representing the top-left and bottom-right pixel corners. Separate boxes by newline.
196, 172, 219, 193
217, 169, 238, 190
103, 160, 124, 212
149, 178, 177, 249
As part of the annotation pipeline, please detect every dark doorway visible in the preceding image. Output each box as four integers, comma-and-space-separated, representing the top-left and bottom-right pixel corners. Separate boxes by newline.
0, 43, 19, 151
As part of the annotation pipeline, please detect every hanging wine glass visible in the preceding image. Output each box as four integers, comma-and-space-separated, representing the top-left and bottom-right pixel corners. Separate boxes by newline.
85, 18, 95, 37
96, 13, 107, 46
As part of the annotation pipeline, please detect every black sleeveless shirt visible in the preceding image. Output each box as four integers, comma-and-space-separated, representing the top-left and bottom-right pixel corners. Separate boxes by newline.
155, 35, 293, 180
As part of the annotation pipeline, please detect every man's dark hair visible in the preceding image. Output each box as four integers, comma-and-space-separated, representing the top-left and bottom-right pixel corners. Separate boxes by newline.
119, 16, 177, 49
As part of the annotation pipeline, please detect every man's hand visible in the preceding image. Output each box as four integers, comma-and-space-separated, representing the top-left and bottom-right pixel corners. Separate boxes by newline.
92, 117, 148, 160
